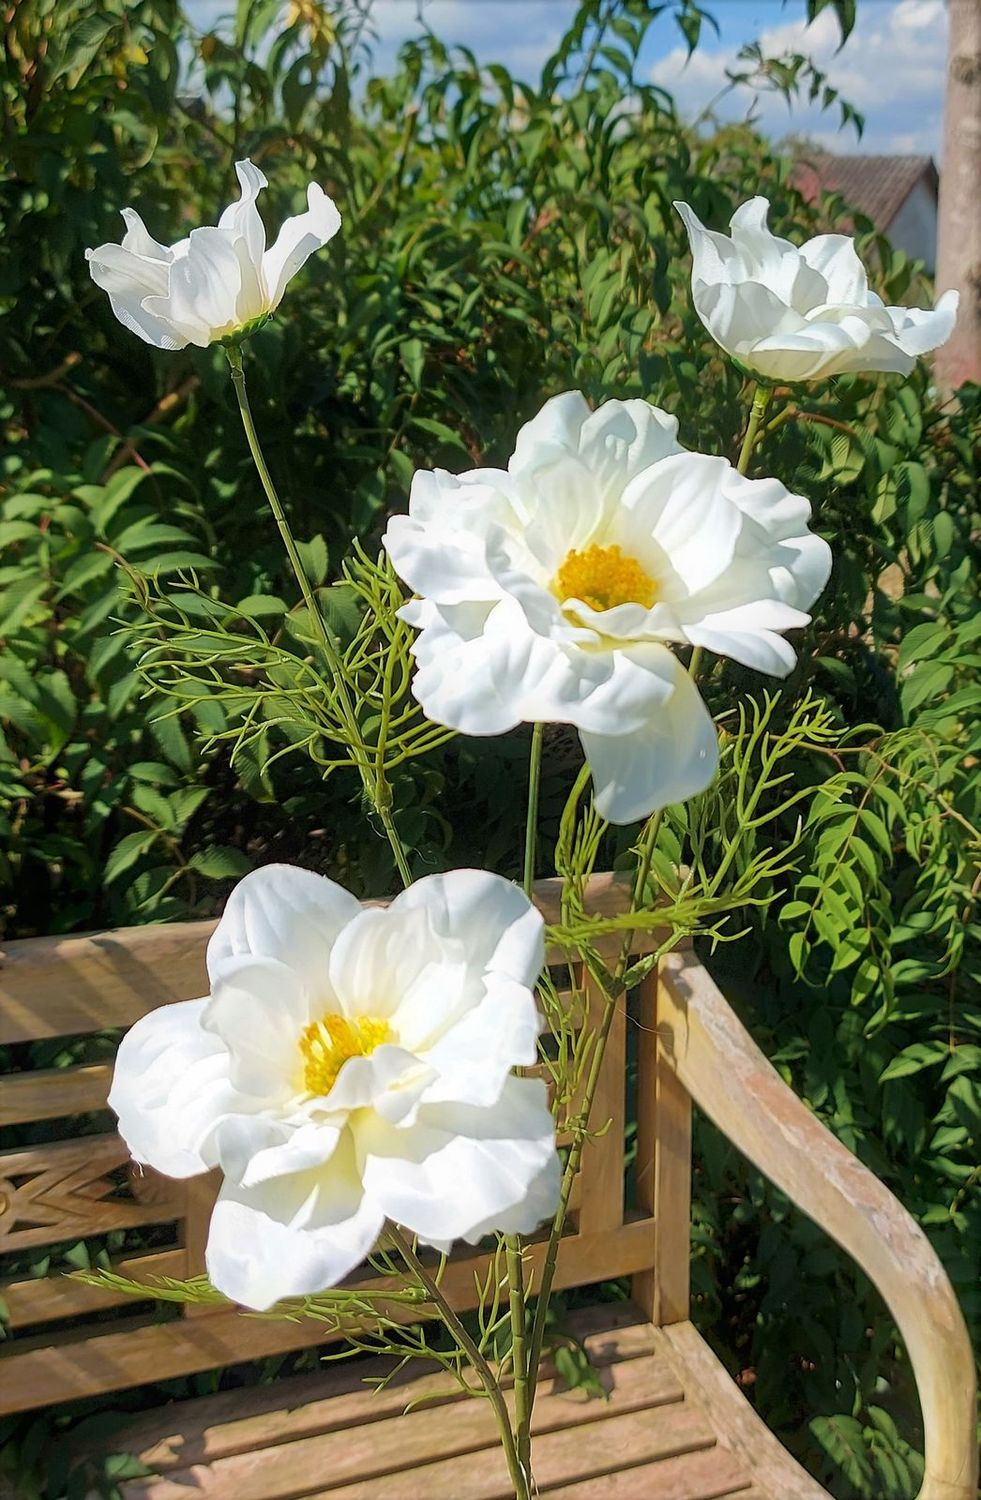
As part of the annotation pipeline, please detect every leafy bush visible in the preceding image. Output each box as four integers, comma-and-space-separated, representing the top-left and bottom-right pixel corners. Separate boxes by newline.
0, 1, 977, 1494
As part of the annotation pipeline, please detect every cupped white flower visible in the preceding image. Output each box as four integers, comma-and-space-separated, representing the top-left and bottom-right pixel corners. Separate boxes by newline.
674, 196, 958, 381
384, 391, 831, 824
108, 864, 557, 1310
86, 160, 341, 350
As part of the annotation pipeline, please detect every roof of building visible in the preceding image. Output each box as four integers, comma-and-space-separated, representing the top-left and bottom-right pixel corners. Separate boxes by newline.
792, 154, 938, 228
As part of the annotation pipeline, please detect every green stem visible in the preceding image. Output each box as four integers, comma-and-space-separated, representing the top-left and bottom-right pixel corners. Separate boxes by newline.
526, 637, 705, 1398
378, 800, 413, 889
225, 344, 411, 884
735, 383, 773, 476
523, 722, 545, 898
509, 720, 545, 1474
226, 345, 335, 658
389, 1229, 529, 1500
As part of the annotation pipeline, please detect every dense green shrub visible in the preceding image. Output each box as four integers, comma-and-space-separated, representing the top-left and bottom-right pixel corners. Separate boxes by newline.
1, 2, 977, 1494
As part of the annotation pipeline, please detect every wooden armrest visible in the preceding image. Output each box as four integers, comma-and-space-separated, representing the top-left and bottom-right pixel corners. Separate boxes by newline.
658, 948, 978, 1500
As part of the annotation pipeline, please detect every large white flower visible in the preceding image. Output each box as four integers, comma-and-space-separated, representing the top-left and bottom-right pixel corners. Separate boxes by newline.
86, 160, 341, 350
109, 864, 557, 1310
384, 392, 831, 824
675, 196, 958, 382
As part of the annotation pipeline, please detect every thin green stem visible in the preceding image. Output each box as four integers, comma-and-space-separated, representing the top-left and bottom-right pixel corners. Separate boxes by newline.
523, 722, 545, 898
735, 383, 773, 475
509, 720, 545, 1474
505, 1239, 531, 1478
527, 639, 706, 1397
225, 344, 412, 883
378, 800, 413, 889
226, 345, 336, 663
388, 1228, 529, 1500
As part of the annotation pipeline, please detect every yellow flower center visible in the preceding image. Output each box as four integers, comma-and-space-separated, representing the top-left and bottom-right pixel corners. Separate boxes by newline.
553, 544, 657, 613
298, 1013, 392, 1097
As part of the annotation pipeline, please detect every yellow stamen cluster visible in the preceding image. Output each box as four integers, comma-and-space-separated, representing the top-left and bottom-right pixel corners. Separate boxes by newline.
553, 544, 657, 613
299, 1013, 392, 1097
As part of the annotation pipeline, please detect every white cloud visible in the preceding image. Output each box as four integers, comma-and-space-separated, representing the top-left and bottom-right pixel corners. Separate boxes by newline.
650, 0, 948, 157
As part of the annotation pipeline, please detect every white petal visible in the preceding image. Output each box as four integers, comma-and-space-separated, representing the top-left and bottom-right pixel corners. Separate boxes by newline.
85, 243, 186, 349
420, 974, 541, 1109
384, 465, 516, 605
108, 999, 231, 1178
218, 160, 268, 276
674, 200, 745, 289
886, 288, 959, 358
698, 280, 809, 364
576, 397, 685, 507
409, 596, 675, 737
388, 868, 545, 989
326, 904, 457, 1021
261, 182, 341, 309
324, 1047, 436, 1124
203, 955, 311, 1096
581, 656, 718, 823
357, 1076, 558, 1245
799, 233, 868, 305
142, 226, 245, 346
239, 1120, 343, 1188
508, 392, 684, 514
206, 1138, 382, 1309
623, 453, 742, 597
207, 863, 361, 994
119, 207, 175, 262
685, 607, 803, 676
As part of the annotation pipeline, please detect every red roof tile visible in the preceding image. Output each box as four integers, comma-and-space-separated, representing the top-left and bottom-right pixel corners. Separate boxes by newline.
792, 153, 937, 231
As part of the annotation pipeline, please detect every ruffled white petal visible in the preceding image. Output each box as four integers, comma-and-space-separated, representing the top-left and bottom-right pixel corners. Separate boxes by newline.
420, 974, 541, 1109
206, 1136, 383, 1310
262, 182, 342, 309
207, 862, 361, 994
85, 241, 186, 350
581, 653, 719, 823
108, 999, 234, 1177
202, 955, 312, 1097
388, 868, 545, 989
218, 160, 268, 280
357, 1076, 558, 1244
143, 226, 242, 347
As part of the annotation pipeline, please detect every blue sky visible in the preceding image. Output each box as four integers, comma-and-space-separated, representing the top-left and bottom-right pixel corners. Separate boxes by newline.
188, 1, 949, 157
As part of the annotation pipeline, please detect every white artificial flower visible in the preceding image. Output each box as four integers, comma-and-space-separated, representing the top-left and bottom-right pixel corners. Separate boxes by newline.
675, 196, 958, 382
86, 160, 341, 350
383, 392, 831, 824
109, 864, 558, 1310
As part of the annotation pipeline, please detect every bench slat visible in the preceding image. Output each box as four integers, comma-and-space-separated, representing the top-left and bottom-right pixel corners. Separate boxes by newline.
120, 1359, 701, 1500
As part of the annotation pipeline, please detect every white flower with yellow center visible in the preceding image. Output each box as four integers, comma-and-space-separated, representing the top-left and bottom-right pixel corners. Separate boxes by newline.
383, 392, 831, 824
108, 864, 558, 1310
86, 160, 341, 350
675, 196, 958, 382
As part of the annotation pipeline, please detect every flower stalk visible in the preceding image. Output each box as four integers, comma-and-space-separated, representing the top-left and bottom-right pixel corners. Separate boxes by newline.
736, 383, 773, 476
226, 344, 413, 887
388, 1228, 531, 1500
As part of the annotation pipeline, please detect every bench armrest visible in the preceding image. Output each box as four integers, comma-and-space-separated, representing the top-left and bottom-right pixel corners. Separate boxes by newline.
658, 948, 977, 1500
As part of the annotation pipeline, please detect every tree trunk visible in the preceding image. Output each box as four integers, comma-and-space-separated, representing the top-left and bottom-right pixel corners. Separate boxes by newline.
935, 0, 981, 393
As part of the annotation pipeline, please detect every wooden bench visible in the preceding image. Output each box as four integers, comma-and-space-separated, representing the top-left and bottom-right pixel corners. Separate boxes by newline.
0, 876, 975, 1499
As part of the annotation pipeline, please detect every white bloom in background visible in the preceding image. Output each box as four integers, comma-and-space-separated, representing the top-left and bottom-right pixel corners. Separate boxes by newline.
86, 160, 341, 350
384, 393, 831, 824
675, 196, 958, 381
109, 864, 557, 1310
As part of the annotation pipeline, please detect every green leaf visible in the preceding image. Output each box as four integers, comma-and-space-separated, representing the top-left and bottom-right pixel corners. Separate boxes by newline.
187, 846, 253, 879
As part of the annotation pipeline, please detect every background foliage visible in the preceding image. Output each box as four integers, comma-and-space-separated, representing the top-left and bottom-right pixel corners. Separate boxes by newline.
0, 1, 977, 1495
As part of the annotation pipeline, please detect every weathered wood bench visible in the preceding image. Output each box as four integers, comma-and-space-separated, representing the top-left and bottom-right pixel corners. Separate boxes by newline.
1, 876, 975, 1499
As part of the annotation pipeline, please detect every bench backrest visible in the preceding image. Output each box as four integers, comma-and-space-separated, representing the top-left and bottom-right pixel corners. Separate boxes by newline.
0, 874, 682, 1413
